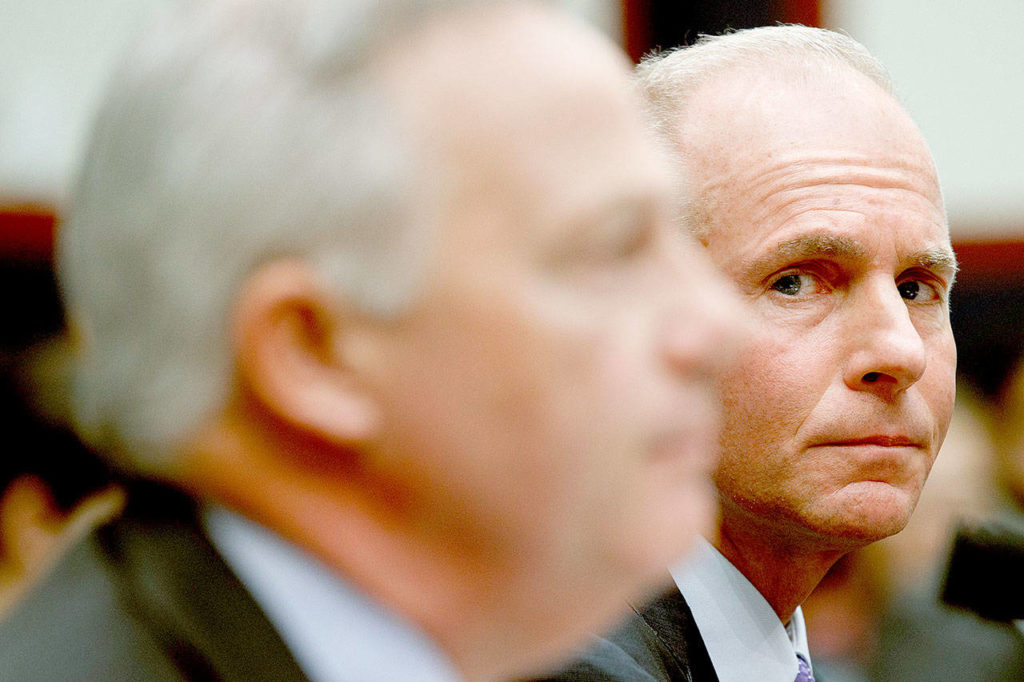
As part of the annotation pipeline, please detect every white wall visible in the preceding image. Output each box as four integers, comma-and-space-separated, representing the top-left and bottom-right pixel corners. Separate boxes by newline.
558, 0, 622, 45
0, 0, 171, 203
0, 0, 620, 206
824, 0, 1024, 240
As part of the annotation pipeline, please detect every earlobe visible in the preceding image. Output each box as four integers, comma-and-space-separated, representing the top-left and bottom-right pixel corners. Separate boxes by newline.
232, 260, 383, 446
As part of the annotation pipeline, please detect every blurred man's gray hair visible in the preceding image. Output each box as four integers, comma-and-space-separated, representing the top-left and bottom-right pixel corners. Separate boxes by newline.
60, 0, 474, 474
634, 24, 894, 240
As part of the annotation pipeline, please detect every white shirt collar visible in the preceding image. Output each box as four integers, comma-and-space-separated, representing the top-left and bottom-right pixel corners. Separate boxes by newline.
203, 506, 463, 682
669, 537, 811, 682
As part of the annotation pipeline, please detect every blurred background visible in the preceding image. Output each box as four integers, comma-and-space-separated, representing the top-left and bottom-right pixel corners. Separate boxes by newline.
4, 0, 1024, 398
2, 0, 1024, 677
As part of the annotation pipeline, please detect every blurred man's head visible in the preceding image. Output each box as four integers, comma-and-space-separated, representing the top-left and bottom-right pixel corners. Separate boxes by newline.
60, 0, 742, 677
637, 25, 957, 556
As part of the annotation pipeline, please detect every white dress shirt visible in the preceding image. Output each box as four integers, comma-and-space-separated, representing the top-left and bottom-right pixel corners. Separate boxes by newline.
203, 506, 463, 682
670, 538, 812, 682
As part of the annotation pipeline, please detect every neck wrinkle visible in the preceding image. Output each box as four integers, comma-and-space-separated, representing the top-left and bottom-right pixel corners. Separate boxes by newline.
715, 518, 845, 623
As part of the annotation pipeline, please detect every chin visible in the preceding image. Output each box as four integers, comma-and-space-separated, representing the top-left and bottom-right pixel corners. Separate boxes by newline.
814, 481, 917, 544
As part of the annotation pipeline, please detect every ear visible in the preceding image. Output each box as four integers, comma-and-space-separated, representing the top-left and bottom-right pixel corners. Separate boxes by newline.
232, 260, 383, 446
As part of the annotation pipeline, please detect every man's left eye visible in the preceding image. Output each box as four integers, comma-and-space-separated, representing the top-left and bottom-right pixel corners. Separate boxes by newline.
771, 273, 805, 296
897, 279, 940, 302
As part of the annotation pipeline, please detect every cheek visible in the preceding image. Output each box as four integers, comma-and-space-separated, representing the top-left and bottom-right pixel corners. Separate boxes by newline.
717, 332, 814, 442
923, 335, 958, 444
713, 329, 836, 496
490, 322, 647, 519
714, 361, 786, 497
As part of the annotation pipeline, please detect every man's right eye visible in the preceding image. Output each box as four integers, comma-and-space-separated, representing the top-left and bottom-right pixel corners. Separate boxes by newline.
770, 273, 805, 296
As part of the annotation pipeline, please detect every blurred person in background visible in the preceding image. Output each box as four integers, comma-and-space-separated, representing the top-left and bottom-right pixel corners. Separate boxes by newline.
0, 0, 744, 679
995, 357, 1024, 514
0, 341, 123, 619
0, 263, 123, 621
546, 25, 958, 682
798, 550, 885, 682
865, 374, 1024, 681
802, 383, 1020, 681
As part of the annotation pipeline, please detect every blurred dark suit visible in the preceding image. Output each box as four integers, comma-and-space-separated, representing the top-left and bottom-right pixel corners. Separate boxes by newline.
536, 587, 718, 682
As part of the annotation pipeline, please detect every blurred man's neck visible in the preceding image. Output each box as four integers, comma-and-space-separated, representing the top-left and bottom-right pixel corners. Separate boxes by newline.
178, 408, 532, 682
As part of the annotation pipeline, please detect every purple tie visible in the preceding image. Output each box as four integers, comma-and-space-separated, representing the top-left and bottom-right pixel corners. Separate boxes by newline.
795, 654, 815, 682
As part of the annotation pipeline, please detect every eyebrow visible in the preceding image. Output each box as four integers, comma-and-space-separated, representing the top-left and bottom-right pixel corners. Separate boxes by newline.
910, 246, 959, 287
741, 234, 866, 277
911, 247, 959, 274
772, 235, 867, 262
745, 234, 959, 282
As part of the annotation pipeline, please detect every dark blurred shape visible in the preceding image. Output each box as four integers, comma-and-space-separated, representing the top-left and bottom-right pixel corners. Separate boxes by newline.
942, 520, 1024, 622
649, 1, 771, 49
0, 204, 121, 612
0, 367, 115, 515
624, 0, 818, 62
0, 203, 113, 512
0, 207, 60, 353
0, 262, 122, 620
949, 240, 1024, 399
0, 263, 63, 355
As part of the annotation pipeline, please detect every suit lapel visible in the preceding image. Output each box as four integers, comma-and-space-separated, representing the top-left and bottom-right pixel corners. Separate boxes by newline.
633, 585, 719, 682
98, 482, 308, 682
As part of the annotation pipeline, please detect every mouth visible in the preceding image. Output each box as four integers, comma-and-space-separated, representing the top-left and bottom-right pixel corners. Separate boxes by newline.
807, 433, 931, 488
824, 435, 921, 448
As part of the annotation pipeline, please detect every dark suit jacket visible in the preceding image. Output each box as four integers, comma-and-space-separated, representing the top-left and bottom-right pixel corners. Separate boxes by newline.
0, 482, 308, 681
535, 586, 718, 682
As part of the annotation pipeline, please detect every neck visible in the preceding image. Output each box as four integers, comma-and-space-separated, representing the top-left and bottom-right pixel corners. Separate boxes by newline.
715, 512, 846, 623
178, 411, 541, 682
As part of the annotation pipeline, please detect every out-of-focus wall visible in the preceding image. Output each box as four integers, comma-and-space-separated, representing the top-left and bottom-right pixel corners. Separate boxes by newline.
824, 0, 1024, 241
558, 0, 622, 45
0, 0, 620, 205
0, 0, 172, 203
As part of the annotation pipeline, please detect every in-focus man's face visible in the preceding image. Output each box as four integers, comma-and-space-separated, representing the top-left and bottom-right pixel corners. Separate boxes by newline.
360, 4, 742, 657
681, 65, 957, 549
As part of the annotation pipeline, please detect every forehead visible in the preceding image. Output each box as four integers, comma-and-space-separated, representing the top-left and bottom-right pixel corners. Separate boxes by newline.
680, 63, 950, 270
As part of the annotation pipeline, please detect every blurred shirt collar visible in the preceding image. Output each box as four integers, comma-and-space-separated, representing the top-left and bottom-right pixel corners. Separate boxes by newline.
203, 505, 462, 682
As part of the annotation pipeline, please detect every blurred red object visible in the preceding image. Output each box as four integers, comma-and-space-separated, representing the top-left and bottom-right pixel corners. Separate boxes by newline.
0, 206, 56, 263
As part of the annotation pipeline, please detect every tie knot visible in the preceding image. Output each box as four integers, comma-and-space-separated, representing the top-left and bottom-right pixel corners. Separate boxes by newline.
795, 654, 815, 682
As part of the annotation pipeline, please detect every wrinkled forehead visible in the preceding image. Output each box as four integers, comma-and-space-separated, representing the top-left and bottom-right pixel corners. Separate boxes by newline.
685, 61, 939, 186
679, 60, 946, 238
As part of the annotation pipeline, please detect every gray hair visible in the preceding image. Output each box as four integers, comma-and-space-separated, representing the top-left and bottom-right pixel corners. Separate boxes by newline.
60, 0, 471, 474
634, 25, 895, 239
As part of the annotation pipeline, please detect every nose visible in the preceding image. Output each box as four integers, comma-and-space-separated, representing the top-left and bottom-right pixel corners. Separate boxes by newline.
842, 277, 928, 397
660, 243, 746, 377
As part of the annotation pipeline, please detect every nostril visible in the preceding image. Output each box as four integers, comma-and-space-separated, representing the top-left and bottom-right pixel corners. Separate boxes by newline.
863, 372, 881, 383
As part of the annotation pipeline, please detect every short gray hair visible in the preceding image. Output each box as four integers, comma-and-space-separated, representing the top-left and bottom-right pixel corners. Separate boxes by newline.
634, 25, 895, 239
60, 0, 471, 474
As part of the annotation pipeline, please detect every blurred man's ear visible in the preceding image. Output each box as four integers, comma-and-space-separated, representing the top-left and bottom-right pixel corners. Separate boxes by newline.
232, 260, 383, 447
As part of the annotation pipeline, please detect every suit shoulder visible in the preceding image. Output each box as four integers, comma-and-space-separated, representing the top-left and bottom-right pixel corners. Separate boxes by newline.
0, 532, 184, 681
530, 587, 719, 682
529, 612, 674, 681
